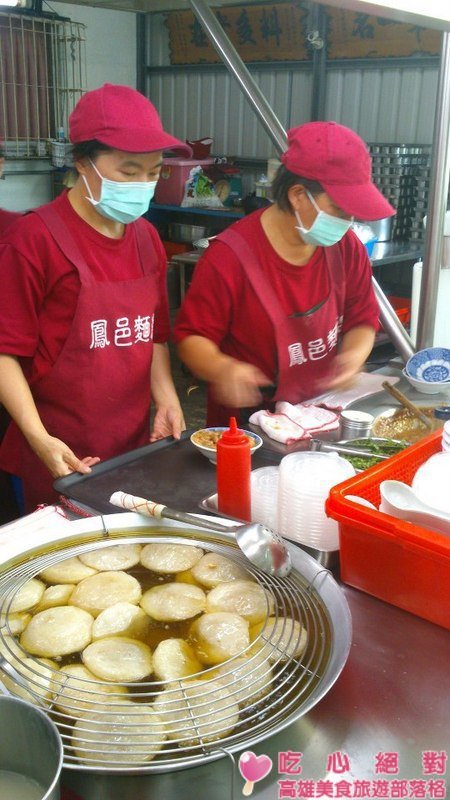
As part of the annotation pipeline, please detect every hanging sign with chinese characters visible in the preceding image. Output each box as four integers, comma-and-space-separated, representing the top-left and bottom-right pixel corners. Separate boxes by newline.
165, 2, 309, 65
327, 9, 441, 58
164, 1, 441, 65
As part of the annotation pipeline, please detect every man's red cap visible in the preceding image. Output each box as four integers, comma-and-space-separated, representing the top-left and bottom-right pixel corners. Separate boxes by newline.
69, 83, 192, 157
281, 121, 395, 220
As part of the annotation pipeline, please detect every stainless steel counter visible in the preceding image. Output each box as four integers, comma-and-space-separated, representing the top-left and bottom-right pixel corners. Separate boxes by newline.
370, 241, 423, 266
61, 368, 450, 799
62, 584, 450, 800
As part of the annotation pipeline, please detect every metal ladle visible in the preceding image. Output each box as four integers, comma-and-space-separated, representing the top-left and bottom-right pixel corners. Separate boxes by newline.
109, 491, 292, 577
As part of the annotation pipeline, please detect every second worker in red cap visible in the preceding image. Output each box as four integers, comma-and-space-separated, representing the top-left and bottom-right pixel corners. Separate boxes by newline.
0, 83, 192, 512
174, 121, 396, 427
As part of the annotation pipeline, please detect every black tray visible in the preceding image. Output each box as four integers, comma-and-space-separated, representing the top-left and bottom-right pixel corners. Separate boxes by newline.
54, 429, 281, 516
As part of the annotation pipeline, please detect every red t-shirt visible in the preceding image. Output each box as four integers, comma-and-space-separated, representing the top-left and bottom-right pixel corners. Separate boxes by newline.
0, 208, 21, 235
173, 208, 379, 386
0, 192, 170, 385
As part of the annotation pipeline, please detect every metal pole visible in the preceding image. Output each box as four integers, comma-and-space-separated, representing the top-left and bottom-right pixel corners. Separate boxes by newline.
136, 13, 147, 95
188, 0, 287, 154
308, 3, 327, 121
372, 277, 415, 362
416, 31, 450, 348
188, 0, 413, 360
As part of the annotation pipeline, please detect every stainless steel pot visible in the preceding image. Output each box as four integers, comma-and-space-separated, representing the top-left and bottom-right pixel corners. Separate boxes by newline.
364, 216, 394, 242
168, 223, 211, 243
0, 514, 351, 775
0, 695, 63, 799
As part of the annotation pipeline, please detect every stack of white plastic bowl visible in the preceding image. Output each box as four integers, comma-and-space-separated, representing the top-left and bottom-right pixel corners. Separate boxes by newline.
250, 466, 279, 531
442, 420, 450, 453
277, 451, 355, 551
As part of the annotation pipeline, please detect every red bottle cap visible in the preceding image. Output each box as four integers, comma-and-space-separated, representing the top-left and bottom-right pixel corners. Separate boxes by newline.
219, 417, 249, 446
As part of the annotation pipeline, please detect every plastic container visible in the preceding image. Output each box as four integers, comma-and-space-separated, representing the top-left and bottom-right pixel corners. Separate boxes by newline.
254, 174, 271, 199
50, 140, 73, 168
386, 295, 411, 325
277, 451, 355, 551
326, 429, 450, 629
250, 466, 279, 531
154, 158, 215, 205
216, 417, 251, 521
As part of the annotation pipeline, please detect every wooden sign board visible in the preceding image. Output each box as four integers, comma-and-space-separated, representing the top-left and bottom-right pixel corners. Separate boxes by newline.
165, 2, 309, 64
165, 2, 441, 64
327, 9, 441, 58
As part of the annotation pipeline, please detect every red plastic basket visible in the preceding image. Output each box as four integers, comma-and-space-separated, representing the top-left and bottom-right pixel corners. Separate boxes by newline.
386, 295, 411, 325
326, 430, 450, 629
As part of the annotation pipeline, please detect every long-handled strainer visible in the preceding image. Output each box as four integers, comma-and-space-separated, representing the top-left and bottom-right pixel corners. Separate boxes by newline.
109, 491, 291, 578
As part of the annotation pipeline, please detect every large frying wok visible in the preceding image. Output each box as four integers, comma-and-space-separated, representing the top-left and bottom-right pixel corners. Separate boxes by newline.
0, 512, 351, 775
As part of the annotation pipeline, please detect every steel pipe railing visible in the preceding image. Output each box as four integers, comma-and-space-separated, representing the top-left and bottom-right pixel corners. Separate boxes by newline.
416, 31, 450, 349
188, 0, 287, 154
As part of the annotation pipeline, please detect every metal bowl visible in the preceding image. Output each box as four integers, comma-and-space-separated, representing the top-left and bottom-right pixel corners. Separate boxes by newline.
167, 223, 211, 243
0, 514, 351, 774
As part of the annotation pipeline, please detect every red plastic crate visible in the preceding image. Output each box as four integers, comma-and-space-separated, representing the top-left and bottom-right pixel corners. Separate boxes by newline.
161, 240, 191, 259
326, 430, 450, 629
387, 295, 411, 325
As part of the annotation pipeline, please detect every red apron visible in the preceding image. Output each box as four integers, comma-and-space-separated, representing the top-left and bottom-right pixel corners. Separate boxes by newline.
0, 206, 159, 511
207, 227, 346, 426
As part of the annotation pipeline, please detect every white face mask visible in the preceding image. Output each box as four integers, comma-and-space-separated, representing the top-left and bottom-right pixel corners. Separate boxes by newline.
83, 160, 157, 224
295, 191, 353, 247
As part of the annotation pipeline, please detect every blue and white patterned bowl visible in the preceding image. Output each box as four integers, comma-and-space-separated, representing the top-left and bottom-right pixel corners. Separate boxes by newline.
402, 369, 446, 395
405, 348, 450, 383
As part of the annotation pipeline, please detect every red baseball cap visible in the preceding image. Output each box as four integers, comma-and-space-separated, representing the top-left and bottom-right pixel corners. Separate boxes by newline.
69, 83, 192, 157
281, 121, 395, 220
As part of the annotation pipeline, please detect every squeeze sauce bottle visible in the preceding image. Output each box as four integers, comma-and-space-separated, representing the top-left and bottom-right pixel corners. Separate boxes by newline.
217, 417, 251, 521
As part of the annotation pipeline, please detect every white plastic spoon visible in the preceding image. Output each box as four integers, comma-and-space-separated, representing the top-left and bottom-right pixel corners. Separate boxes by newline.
379, 480, 450, 537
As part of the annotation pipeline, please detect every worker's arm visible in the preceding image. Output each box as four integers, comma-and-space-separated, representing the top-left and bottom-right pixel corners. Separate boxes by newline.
325, 325, 376, 389
177, 335, 271, 409
149, 343, 186, 441
0, 354, 99, 477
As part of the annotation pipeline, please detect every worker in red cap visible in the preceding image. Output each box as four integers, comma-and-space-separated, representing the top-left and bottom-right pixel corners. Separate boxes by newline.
174, 121, 395, 426
0, 84, 192, 512
0, 139, 21, 234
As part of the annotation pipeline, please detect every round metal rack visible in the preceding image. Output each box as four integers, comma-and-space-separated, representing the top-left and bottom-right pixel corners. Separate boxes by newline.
0, 519, 351, 774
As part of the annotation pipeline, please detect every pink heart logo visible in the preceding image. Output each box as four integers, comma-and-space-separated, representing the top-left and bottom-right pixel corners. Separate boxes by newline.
239, 750, 273, 783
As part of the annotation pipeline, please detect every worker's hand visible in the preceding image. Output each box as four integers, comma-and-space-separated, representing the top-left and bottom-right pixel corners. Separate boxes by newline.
30, 433, 101, 478
150, 405, 186, 442
321, 350, 362, 391
211, 361, 272, 408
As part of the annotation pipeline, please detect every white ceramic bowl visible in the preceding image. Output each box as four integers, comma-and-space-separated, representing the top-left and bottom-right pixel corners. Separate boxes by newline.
190, 427, 263, 464
402, 369, 448, 395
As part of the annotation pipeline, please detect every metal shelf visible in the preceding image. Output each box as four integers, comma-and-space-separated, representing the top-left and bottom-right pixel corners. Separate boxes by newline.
147, 202, 243, 219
